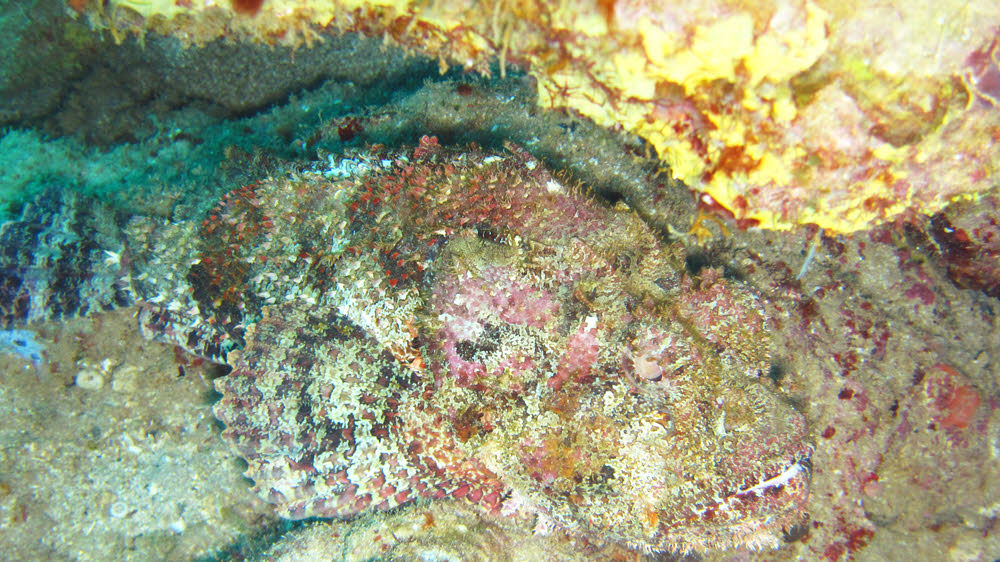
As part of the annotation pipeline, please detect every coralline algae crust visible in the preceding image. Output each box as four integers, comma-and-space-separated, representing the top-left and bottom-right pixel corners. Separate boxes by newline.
196, 138, 811, 552
84, 0, 1000, 233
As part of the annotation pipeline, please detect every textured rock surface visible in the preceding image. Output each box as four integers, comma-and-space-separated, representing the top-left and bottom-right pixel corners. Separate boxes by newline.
0, 309, 276, 561
255, 501, 639, 561
81, 0, 1000, 233
928, 193, 1000, 299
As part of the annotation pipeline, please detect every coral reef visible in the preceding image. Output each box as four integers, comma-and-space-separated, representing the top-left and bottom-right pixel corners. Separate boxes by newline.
4, 9, 999, 556
81, 0, 1000, 233
1, 127, 997, 560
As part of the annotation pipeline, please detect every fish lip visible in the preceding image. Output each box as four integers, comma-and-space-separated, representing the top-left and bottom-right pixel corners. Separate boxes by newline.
692, 447, 814, 517
745, 443, 813, 491
664, 443, 814, 510
732, 454, 811, 498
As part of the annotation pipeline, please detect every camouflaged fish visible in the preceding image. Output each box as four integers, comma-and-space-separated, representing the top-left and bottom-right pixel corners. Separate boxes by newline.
0, 137, 811, 553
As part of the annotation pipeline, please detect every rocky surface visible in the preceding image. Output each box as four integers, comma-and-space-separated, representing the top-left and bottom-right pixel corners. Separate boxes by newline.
0, 309, 277, 561
0, 4, 998, 559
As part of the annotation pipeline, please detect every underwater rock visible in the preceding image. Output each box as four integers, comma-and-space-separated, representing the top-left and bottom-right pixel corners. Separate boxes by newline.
83, 0, 1000, 233
929, 193, 1000, 299
0, 138, 810, 553
256, 500, 638, 561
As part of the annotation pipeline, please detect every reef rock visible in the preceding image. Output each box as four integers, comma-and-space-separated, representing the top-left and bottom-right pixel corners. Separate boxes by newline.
84, 0, 1000, 233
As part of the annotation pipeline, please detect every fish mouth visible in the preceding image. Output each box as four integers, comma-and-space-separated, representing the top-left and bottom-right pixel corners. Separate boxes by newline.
726, 444, 813, 502
663, 448, 813, 534
731, 454, 812, 499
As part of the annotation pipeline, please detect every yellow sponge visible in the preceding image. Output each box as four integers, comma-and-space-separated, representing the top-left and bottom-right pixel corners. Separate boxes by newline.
85, 0, 1000, 233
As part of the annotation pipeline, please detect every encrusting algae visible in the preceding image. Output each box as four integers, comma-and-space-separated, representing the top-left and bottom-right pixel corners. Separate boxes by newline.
0, 138, 811, 553
76, 0, 1000, 234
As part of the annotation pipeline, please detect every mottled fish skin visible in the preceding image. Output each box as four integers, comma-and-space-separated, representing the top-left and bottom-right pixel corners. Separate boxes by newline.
203, 138, 812, 553
0, 190, 131, 329
0, 139, 812, 553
